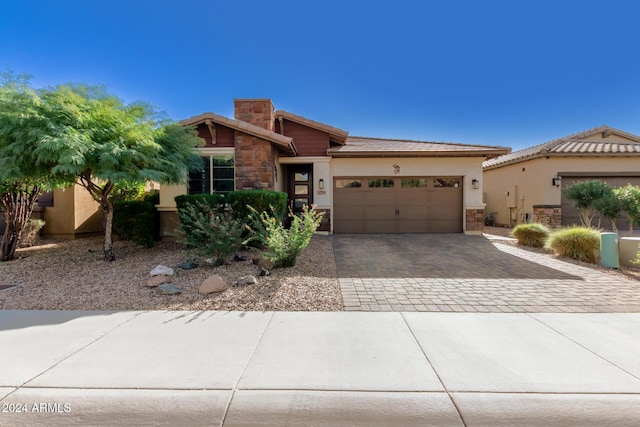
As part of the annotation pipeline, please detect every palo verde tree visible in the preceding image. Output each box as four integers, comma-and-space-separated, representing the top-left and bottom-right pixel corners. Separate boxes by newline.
0, 73, 74, 261
35, 84, 203, 261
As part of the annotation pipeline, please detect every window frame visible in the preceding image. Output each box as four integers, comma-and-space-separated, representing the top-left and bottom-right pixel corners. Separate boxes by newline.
188, 148, 235, 196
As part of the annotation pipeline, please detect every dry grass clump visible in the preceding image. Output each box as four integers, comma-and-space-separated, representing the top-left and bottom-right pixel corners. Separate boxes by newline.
511, 223, 551, 248
546, 227, 600, 263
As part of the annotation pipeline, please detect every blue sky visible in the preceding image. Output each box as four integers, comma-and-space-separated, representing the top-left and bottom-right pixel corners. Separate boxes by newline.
1, 0, 639, 151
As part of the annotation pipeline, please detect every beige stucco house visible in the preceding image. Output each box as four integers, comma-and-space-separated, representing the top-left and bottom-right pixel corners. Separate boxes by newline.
158, 99, 509, 236
483, 126, 640, 229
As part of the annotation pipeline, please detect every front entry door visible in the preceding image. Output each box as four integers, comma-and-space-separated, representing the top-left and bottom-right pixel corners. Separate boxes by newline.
288, 165, 313, 216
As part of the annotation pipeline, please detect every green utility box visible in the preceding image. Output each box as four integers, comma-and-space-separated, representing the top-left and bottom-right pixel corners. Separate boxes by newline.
600, 232, 619, 268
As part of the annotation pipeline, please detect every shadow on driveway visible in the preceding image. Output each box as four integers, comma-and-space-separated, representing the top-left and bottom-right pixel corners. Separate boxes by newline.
332, 234, 581, 280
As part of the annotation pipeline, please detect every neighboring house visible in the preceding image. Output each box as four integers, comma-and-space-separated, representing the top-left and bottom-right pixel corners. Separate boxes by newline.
158, 99, 509, 236
0, 186, 101, 240
40, 185, 103, 239
483, 125, 640, 229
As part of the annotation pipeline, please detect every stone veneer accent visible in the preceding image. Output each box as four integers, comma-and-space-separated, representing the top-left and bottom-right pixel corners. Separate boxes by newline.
533, 205, 562, 228
465, 208, 485, 233
234, 99, 275, 131
234, 134, 276, 190
315, 208, 331, 232
232, 99, 278, 190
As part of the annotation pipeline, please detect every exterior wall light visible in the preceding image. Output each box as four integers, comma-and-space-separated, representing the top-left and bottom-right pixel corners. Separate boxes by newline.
552, 175, 561, 187
472, 179, 479, 190
318, 178, 324, 190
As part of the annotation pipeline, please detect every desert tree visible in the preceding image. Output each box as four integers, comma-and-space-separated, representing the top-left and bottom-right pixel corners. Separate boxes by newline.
36, 84, 203, 260
563, 180, 612, 227
615, 184, 640, 236
593, 191, 622, 233
0, 72, 74, 261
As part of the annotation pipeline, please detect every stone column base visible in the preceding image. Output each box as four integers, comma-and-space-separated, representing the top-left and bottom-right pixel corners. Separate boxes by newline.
465, 208, 484, 235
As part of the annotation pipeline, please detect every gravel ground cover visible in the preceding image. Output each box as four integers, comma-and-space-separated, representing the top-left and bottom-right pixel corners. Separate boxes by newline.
0, 235, 342, 311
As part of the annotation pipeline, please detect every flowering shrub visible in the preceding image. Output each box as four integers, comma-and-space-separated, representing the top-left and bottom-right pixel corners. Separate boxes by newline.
246, 204, 323, 268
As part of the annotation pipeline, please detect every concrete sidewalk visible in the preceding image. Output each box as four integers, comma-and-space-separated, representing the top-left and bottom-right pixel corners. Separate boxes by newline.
1, 310, 640, 426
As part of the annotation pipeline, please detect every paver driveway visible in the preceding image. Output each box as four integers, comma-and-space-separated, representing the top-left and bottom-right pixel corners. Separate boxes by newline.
333, 234, 640, 313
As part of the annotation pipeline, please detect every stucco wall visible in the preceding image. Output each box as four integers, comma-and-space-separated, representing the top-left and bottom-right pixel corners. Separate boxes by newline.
43, 184, 102, 239
332, 156, 484, 206
484, 156, 640, 226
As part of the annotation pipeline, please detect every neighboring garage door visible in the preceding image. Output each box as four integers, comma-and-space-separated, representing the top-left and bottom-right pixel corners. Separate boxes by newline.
561, 175, 640, 230
333, 176, 463, 233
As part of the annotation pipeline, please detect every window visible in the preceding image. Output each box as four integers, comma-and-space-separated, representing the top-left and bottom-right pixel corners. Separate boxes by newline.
335, 179, 362, 188
188, 154, 235, 195
433, 178, 460, 188
368, 178, 394, 188
401, 178, 427, 188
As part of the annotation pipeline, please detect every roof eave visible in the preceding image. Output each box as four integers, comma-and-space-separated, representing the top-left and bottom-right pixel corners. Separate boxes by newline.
275, 110, 349, 144
180, 112, 297, 156
484, 150, 640, 170
330, 149, 510, 158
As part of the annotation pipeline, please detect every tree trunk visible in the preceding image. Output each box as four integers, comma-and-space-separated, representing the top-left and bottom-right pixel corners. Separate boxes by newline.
0, 187, 40, 261
102, 199, 116, 261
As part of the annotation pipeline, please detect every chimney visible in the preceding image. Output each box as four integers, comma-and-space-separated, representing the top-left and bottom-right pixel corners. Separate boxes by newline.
234, 99, 275, 131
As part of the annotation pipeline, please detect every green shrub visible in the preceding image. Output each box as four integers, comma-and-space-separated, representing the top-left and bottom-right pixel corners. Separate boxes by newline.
246, 204, 323, 268
175, 193, 225, 211
19, 218, 45, 247
144, 191, 160, 205
227, 190, 287, 222
177, 201, 244, 265
108, 180, 146, 203
511, 223, 551, 248
113, 200, 159, 248
175, 194, 225, 237
546, 227, 600, 263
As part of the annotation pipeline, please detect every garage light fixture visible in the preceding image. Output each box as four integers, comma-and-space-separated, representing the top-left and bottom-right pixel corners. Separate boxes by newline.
472, 179, 479, 189
318, 179, 324, 190
552, 175, 561, 187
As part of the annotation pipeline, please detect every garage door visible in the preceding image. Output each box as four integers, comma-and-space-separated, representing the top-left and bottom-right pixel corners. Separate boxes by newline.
561, 175, 640, 230
333, 177, 463, 233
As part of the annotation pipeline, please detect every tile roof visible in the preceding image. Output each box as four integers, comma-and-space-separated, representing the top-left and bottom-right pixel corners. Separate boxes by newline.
180, 112, 297, 156
274, 110, 349, 144
328, 136, 510, 158
483, 125, 640, 169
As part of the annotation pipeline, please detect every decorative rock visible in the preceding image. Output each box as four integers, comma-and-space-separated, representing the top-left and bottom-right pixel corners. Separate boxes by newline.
238, 275, 258, 285
257, 258, 274, 270
259, 267, 270, 277
178, 261, 198, 270
150, 265, 174, 276
146, 275, 172, 287
156, 283, 182, 295
199, 275, 228, 294
234, 254, 248, 262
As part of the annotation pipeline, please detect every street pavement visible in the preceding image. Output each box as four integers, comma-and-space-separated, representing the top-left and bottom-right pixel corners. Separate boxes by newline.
1, 310, 640, 426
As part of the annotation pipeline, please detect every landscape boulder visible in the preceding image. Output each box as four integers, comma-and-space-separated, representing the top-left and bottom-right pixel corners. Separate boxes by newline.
199, 275, 229, 294
238, 275, 258, 286
156, 283, 182, 295
150, 265, 174, 276
146, 275, 172, 287
253, 257, 274, 271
